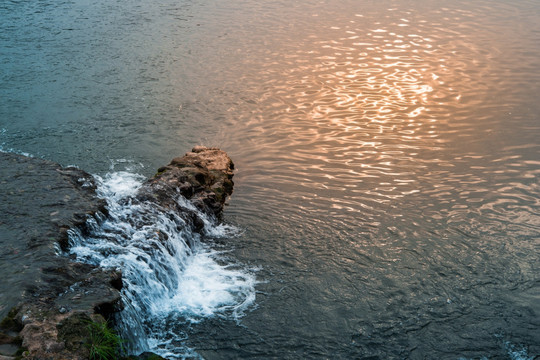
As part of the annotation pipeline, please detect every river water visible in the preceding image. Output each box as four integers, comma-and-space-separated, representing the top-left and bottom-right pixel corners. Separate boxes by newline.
1, 0, 539, 358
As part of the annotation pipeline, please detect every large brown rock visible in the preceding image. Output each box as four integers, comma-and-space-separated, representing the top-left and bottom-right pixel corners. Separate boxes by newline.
137, 146, 234, 220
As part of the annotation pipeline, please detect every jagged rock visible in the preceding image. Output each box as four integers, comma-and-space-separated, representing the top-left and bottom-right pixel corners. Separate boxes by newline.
138, 146, 234, 216
136, 146, 234, 227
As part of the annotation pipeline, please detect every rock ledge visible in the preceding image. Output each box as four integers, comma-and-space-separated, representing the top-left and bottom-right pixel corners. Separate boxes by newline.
0, 147, 234, 359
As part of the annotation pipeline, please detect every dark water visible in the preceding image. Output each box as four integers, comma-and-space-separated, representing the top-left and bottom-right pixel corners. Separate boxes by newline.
1, 0, 539, 358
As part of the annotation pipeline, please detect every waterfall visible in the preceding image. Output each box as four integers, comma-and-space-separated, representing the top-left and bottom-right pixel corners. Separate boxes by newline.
68, 171, 257, 358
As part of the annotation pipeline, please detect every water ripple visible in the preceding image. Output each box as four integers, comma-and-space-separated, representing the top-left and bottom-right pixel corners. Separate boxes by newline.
2, 0, 539, 357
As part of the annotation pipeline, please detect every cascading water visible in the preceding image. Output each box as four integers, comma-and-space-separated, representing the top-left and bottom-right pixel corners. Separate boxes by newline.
67, 171, 257, 359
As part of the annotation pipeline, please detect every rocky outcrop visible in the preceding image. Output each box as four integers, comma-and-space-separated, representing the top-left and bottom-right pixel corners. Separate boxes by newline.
137, 146, 234, 219
0, 147, 235, 359
0, 152, 109, 318
0, 152, 121, 359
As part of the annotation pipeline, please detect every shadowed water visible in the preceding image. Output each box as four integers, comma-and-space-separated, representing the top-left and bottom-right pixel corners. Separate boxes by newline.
1, 0, 539, 358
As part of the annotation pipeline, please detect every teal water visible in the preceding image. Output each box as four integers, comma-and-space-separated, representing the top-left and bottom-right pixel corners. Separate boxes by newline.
1, 0, 539, 358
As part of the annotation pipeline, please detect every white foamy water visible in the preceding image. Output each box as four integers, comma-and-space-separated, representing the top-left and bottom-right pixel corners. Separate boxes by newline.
68, 172, 257, 358
0, 129, 33, 157
459, 340, 535, 360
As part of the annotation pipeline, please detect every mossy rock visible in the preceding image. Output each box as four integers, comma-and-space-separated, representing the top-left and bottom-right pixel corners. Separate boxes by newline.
57, 312, 124, 359
0, 307, 22, 333
57, 313, 95, 355
0, 308, 23, 358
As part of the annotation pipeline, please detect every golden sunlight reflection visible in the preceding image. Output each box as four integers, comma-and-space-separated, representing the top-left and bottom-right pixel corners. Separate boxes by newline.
303, 21, 449, 155
230, 4, 501, 215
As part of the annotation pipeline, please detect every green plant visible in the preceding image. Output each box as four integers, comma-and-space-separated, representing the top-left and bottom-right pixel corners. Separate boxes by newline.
86, 320, 124, 360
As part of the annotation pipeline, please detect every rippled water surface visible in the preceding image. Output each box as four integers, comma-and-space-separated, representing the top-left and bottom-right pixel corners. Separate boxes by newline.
1, 0, 539, 358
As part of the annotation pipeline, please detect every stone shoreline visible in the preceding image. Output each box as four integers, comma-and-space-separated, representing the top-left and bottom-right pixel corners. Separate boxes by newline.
0, 147, 235, 359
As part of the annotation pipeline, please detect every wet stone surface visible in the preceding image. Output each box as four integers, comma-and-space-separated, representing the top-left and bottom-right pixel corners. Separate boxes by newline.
0, 152, 121, 359
0, 152, 108, 320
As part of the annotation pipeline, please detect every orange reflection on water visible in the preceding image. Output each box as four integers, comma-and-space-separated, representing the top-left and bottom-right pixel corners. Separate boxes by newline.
232, 5, 504, 208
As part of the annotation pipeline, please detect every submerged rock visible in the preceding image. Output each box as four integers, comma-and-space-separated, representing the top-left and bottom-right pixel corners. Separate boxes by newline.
0, 147, 235, 359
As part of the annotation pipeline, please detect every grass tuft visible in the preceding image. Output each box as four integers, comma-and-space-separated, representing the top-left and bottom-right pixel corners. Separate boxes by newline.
86, 320, 124, 360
